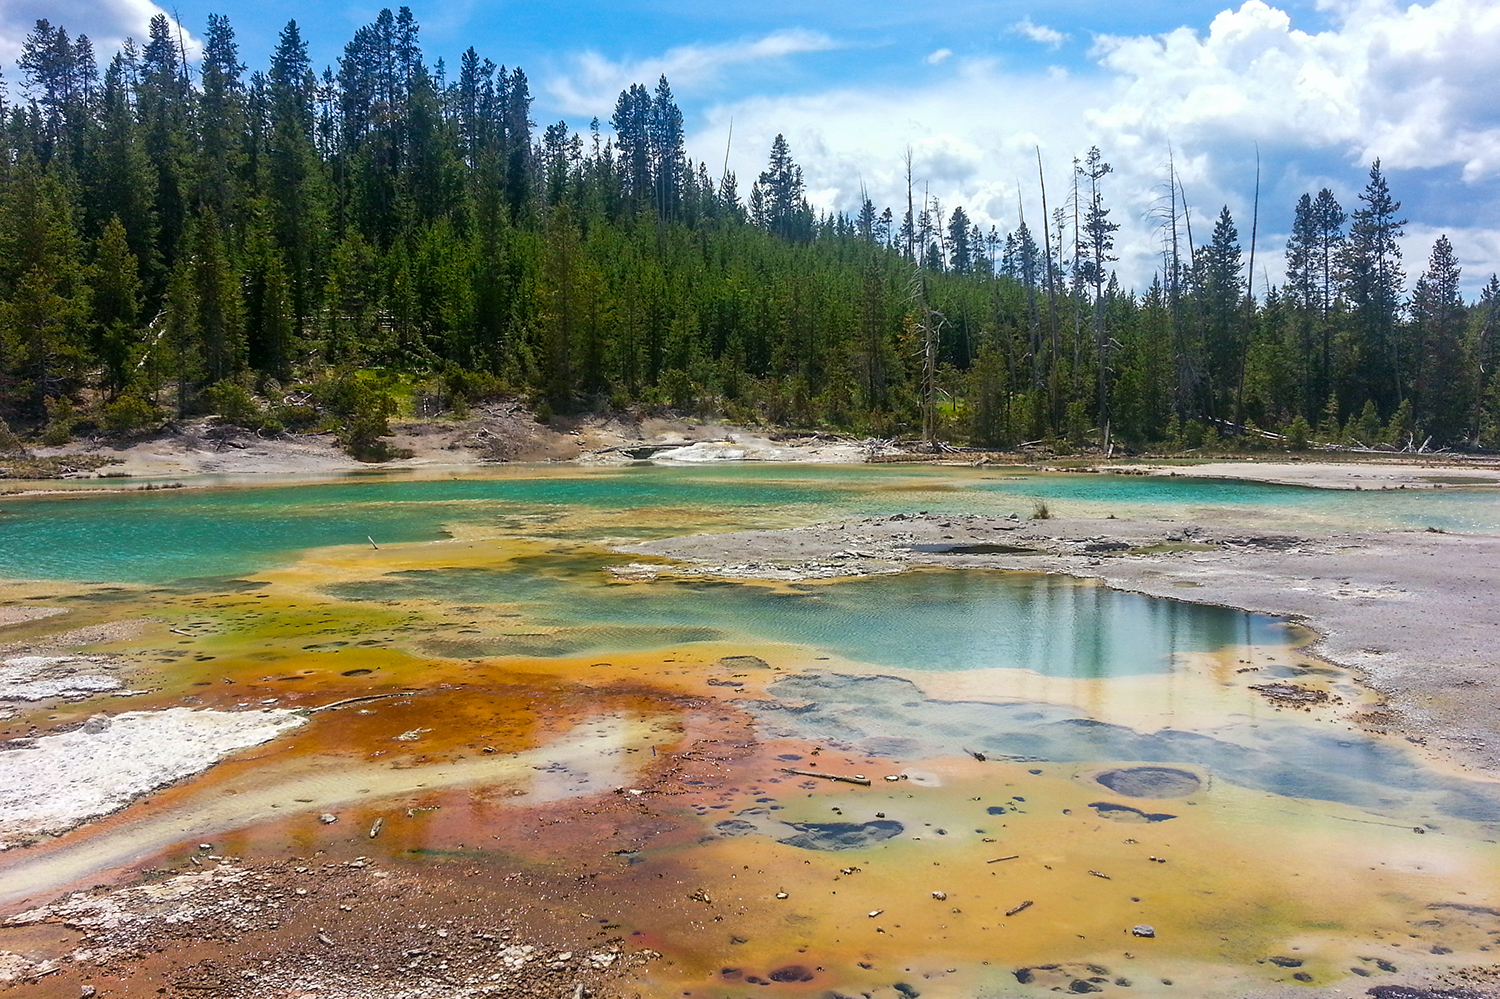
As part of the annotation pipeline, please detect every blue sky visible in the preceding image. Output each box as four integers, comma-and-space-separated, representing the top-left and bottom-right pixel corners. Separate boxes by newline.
6, 0, 1500, 294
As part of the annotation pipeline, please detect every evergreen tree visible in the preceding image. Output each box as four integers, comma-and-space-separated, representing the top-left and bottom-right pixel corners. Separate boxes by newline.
1343, 160, 1406, 413
1409, 234, 1467, 442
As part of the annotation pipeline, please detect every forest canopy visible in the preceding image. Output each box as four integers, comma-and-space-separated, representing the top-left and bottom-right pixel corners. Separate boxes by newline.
3, 8, 1499, 454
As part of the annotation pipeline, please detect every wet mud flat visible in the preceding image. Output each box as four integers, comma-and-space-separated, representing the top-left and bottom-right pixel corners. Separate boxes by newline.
2, 495, 1500, 997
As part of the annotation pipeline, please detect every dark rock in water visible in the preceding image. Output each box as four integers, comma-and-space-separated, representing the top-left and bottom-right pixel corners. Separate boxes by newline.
1069, 980, 1103, 993
1294, 972, 1314, 982
893, 984, 921, 999
1096, 766, 1202, 798
778, 819, 904, 851
908, 542, 1041, 555
714, 819, 758, 837
717, 655, 771, 670
1267, 956, 1303, 968
1014, 968, 1035, 984
1375, 959, 1398, 972
1091, 802, 1177, 823
767, 965, 814, 982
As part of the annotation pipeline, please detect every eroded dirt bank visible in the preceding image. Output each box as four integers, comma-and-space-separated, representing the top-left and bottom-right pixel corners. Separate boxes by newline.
622, 512, 1500, 777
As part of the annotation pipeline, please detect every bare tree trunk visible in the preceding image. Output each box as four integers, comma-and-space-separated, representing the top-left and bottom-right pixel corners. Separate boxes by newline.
1236, 148, 1260, 425
1037, 147, 1061, 433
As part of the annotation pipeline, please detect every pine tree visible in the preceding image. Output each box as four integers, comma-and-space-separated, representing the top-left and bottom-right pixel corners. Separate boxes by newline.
1409, 235, 1467, 442
87, 216, 142, 397
1343, 160, 1406, 413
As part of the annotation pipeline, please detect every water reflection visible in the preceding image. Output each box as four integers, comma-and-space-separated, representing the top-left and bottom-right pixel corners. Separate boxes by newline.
750, 672, 1500, 822
326, 563, 1287, 678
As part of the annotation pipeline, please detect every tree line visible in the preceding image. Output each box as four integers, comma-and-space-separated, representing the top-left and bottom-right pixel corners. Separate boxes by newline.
2, 9, 1498, 456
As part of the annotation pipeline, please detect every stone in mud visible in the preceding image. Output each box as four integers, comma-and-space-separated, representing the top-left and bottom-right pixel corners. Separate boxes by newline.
777, 819, 904, 851
1267, 956, 1303, 968
767, 964, 814, 982
713, 819, 758, 837
1091, 802, 1177, 823
716, 655, 771, 670
1069, 981, 1104, 994
1131, 925, 1156, 938
1095, 766, 1202, 798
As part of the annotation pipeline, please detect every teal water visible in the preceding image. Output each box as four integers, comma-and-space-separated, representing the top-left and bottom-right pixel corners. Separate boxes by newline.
2, 464, 1498, 583
329, 562, 1289, 676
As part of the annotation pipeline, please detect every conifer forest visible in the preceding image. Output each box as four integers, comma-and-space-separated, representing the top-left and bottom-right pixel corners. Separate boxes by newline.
4, 9, 1499, 455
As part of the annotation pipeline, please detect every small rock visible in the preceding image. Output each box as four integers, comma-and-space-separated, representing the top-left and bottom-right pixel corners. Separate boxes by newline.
1131, 924, 1155, 938
319, 813, 338, 824
931, 891, 947, 900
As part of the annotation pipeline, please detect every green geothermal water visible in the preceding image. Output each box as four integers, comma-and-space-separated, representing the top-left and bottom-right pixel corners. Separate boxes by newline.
2, 463, 1498, 583
326, 560, 1290, 676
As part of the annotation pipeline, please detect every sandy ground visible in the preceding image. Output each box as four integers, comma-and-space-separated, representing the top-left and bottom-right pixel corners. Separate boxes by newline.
622, 511, 1500, 778
13, 407, 874, 481
0, 858, 659, 996
1097, 458, 1500, 490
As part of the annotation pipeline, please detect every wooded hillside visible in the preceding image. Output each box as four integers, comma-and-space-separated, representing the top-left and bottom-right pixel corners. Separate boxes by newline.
3, 9, 1498, 455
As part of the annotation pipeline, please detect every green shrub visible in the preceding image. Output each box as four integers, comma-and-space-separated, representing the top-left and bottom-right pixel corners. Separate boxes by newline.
660, 368, 693, 412
1355, 401, 1381, 444
310, 371, 406, 461
100, 395, 163, 436
1287, 415, 1311, 450
42, 397, 77, 445
205, 380, 261, 425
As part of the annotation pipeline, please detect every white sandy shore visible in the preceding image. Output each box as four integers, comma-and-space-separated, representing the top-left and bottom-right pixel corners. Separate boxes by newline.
0, 707, 305, 849
1107, 458, 1500, 490
0, 655, 124, 702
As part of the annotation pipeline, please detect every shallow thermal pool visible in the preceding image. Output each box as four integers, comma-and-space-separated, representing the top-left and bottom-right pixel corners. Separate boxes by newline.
1, 464, 1498, 998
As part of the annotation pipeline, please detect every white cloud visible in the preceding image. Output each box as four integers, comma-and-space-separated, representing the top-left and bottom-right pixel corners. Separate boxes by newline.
1090, 0, 1500, 180
0, 0, 198, 69
671, 0, 1500, 293
546, 29, 838, 117
1012, 17, 1070, 50
924, 48, 953, 65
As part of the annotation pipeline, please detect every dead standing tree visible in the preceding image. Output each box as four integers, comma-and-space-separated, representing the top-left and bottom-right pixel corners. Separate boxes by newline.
908, 264, 947, 447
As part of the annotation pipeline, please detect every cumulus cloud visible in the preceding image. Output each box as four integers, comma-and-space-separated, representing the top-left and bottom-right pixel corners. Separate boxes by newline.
547, 29, 838, 116
665, 0, 1500, 292
924, 48, 953, 65
0, 0, 198, 68
1090, 0, 1500, 180
1011, 17, 1070, 50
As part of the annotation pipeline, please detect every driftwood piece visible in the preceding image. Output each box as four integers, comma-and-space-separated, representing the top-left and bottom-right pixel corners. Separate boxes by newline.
779, 767, 872, 786
309, 691, 417, 714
